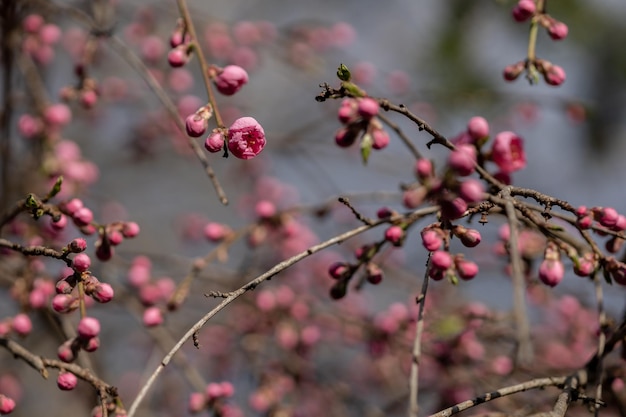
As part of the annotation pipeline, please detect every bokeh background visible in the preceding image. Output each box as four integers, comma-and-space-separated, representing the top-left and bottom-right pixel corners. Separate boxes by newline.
3, 0, 626, 416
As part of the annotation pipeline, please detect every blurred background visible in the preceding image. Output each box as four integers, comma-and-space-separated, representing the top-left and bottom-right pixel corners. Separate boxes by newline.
2, 0, 626, 416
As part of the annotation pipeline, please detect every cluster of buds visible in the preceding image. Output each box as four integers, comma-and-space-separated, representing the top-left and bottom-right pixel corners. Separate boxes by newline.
186, 102, 266, 159
56, 316, 102, 363
0, 313, 33, 338
421, 224, 481, 282
21, 14, 62, 65
167, 19, 192, 67
95, 220, 140, 261
335, 97, 390, 159
406, 117, 525, 217
188, 381, 235, 414
506, 0, 568, 86
512, 0, 569, 41
59, 76, 100, 110
126, 256, 176, 327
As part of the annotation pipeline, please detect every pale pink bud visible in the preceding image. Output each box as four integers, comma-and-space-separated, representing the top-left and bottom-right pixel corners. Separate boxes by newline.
255, 290, 276, 311
18, 114, 43, 138
431, 250, 453, 271
57, 339, 76, 363
204, 131, 224, 153
384, 225, 404, 246
12, 313, 32, 336
188, 392, 207, 413
206, 383, 224, 399
455, 226, 482, 248
458, 179, 485, 203
68, 238, 87, 253
573, 254, 595, 277
421, 229, 443, 251
108, 230, 124, 246
255, 200, 276, 219
52, 294, 78, 313
44, 103, 72, 127
57, 372, 78, 391
357, 98, 379, 120
122, 222, 140, 238
185, 113, 208, 137
63, 198, 83, 215
51, 214, 67, 230
415, 159, 433, 179
227, 117, 266, 159
77, 317, 100, 339
371, 129, 390, 150
548, 21, 568, 40
73, 207, 93, 226
79, 90, 98, 109
544, 65, 566, 86
448, 144, 477, 176
92, 283, 114, 303
23, 14, 44, 33
455, 258, 479, 280
512, 0, 536, 22
167, 46, 188, 67
83, 336, 100, 352
467, 116, 489, 140
0, 394, 16, 415
72, 253, 91, 272
402, 186, 427, 209
204, 222, 228, 242
538, 258, 564, 287
338, 102, 357, 124
595, 207, 619, 228
214, 65, 249, 95
39, 24, 62, 45
143, 307, 164, 327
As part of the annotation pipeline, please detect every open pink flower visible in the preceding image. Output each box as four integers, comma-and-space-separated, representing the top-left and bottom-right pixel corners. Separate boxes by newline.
227, 117, 266, 159
491, 131, 526, 173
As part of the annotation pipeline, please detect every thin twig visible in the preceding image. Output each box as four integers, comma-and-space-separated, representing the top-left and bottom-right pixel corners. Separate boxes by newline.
409, 253, 431, 417
499, 186, 533, 365
429, 376, 568, 417
126, 205, 440, 417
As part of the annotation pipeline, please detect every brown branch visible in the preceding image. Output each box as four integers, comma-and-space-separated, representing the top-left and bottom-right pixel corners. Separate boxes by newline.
429, 376, 568, 417
409, 253, 431, 417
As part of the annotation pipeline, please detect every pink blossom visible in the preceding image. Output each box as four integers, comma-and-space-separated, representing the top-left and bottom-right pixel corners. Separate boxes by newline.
357, 98, 379, 120
77, 317, 100, 339
0, 394, 16, 415
467, 116, 489, 140
431, 250, 453, 271
548, 21, 568, 40
143, 307, 164, 327
205, 131, 225, 153
57, 372, 78, 391
12, 313, 32, 336
227, 117, 266, 159
371, 129, 390, 150
458, 179, 485, 203
421, 229, 443, 251
538, 259, 564, 287
214, 65, 249, 96
448, 144, 477, 176
491, 131, 526, 173
384, 225, 404, 246
544, 65, 566, 86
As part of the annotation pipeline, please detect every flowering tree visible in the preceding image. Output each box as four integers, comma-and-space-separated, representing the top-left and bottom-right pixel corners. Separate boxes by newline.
1, 1, 626, 417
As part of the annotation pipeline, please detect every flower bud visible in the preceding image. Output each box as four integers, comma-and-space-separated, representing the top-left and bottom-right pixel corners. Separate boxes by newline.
227, 117, 266, 159
57, 372, 78, 391
77, 317, 100, 340
213, 65, 248, 95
